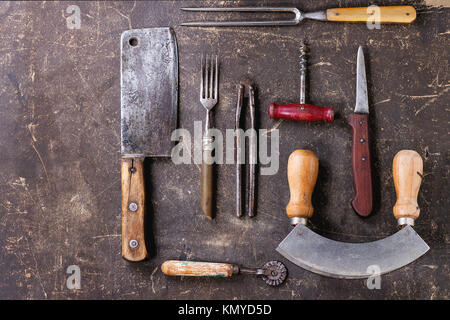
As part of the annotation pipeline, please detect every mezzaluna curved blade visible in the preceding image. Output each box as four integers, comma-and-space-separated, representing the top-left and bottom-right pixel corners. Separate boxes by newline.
276, 224, 429, 279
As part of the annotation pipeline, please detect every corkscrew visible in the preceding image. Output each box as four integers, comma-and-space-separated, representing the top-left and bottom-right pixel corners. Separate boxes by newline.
268, 41, 334, 123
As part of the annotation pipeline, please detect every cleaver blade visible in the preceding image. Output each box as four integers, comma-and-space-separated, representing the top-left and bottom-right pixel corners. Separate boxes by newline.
121, 27, 178, 157
120, 28, 178, 261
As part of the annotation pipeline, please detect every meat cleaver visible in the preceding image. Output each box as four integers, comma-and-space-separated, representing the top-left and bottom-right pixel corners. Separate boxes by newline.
120, 28, 178, 261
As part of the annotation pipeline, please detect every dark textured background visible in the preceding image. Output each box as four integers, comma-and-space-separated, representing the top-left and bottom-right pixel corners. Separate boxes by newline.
0, 0, 448, 299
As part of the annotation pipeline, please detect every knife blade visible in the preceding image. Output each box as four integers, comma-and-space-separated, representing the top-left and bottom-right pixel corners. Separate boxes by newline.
354, 46, 369, 114
120, 28, 178, 261
348, 46, 373, 217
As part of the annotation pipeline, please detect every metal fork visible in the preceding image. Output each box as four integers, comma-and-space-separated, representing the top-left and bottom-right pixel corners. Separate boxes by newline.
200, 55, 218, 219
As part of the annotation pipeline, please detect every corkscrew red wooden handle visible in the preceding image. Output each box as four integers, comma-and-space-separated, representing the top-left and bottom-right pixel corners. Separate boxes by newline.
268, 103, 334, 122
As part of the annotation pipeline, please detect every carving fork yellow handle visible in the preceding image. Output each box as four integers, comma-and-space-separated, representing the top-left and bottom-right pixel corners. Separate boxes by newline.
327, 6, 416, 23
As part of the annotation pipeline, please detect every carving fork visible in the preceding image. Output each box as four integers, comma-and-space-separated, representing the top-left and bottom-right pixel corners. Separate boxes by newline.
181, 6, 416, 26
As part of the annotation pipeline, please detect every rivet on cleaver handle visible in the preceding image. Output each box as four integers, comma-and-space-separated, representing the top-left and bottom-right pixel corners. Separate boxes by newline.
120, 28, 178, 261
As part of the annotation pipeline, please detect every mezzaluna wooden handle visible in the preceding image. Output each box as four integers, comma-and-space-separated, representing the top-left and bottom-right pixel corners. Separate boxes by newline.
286, 150, 319, 223
393, 150, 423, 221
327, 6, 416, 23
349, 113, 373, 217
121, 157, 148, 261
269, 103, 334, 122
161, 260, 235, 277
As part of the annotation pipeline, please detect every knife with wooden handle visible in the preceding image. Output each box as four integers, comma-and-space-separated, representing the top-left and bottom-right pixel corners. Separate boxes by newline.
120, 28, 178, 261
349, 46, 373, 217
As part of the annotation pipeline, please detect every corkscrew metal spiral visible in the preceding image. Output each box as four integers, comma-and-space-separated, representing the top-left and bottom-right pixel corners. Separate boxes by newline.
299, 42, 308, 104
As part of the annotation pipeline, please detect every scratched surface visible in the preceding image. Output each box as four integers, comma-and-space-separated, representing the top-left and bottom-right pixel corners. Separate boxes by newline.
0, 0, 448, 299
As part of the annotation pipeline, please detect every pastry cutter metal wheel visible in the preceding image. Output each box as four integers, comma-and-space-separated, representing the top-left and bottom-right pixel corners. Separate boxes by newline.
161, 260, 287, 286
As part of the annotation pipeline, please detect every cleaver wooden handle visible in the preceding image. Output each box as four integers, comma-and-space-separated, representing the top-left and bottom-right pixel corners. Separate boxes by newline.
286, 150, 319, 224
349, 113, 373, 217
393, 150, 423, 221
121, 157, 148, 261
326, 6, 416, 23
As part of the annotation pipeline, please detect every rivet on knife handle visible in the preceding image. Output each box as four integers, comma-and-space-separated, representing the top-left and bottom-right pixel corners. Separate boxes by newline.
121, 158, 148, 261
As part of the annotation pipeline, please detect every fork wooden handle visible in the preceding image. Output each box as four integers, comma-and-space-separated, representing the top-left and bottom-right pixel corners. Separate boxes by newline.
201, 134, 214, 219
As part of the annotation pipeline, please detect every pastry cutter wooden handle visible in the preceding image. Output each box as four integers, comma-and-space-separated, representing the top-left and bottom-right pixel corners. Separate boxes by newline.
161, 260, 287, 286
